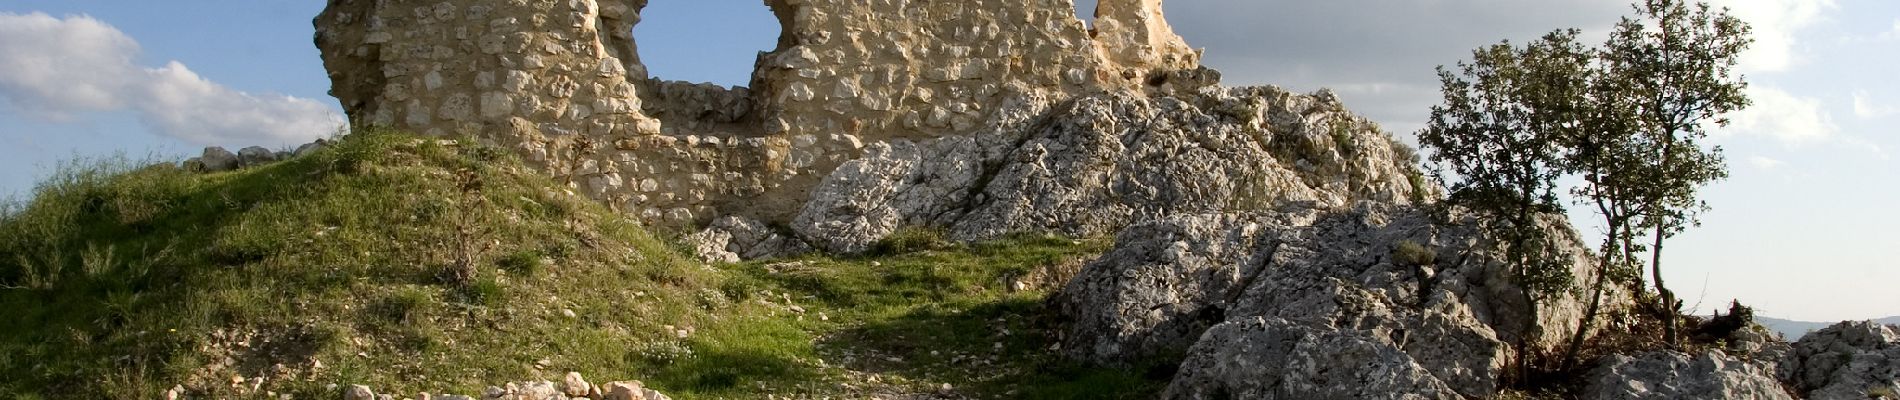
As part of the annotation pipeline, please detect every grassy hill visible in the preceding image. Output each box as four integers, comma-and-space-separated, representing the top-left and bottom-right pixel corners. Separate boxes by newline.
0, 131, 1156, 399
1757, 315, 1900, 341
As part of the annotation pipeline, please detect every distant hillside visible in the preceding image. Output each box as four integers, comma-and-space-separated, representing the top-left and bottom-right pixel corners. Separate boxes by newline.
1757, 316, 1900, 341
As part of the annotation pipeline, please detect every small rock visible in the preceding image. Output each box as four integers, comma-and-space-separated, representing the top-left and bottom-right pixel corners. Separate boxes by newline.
641, 388, 671, 400
164, 385, 185, 400
345, 384, 376, 400
561, 308, 577, 318
481, 386, 506, 399
517, 381, 560, 399
561, 372, 591, 397
601, 381, 645, 400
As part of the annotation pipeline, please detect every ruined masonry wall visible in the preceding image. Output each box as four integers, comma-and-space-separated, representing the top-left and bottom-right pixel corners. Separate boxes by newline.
316, 0, 1202, 226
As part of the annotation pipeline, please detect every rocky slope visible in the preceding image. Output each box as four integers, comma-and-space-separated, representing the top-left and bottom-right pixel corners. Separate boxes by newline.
775, 87, 1429, 256
1055, 202, 1604, 399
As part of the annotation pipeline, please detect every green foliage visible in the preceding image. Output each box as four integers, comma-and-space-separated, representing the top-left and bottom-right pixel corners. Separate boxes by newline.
1420, 29, 1589, 305
498, 249, 546, 276
1392, 241, 1438, 266
870, 226, 956, 256
1586, 0, 1748, 345
1330, 117, 1358, 156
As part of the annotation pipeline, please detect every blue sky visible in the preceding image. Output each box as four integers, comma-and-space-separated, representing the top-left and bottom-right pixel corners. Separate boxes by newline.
0, 1, 1893, 321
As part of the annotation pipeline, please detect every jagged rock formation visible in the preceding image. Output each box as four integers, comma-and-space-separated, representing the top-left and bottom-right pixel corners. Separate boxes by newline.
1779, 321, 1900, 399
1579, 320, 1900, 400
1057, 203, 1609, 399
1581, 350, 1793, 400
314, 0, 1427, 252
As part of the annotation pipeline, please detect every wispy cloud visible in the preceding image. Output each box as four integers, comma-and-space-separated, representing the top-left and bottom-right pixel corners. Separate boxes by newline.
0, 12, 340, 147
1745, 155, 1787, 170
1854, 91, 1900, 119
1709, 0, 1837, 73
1723, 86, 1838, 144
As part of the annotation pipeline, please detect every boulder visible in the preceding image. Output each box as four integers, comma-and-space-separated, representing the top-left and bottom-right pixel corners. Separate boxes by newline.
1581, 350, 1792, 400
199, 146, 239, 172
1780, 321, 1900, 399
295, 139, 328, 156
236, 146, 277, 168
793, 137, 980, 254
685, 216, 812, 263
1058, 203, 1609, 398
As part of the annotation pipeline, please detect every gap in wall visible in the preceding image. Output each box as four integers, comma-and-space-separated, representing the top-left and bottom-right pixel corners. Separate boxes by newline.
632, 1, 781, 88
1074, 0, 1099, 29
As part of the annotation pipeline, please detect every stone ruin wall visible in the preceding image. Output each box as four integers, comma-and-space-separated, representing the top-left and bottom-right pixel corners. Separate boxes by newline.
315, 0, 1203, 227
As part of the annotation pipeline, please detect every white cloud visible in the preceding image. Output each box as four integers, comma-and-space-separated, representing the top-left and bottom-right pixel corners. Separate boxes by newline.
0, 12, 340, 147
1746, 155, 1786, 170
1854, 91, 1900, 119
1723, 86, 1837, 144
1708, 0, 1837, 72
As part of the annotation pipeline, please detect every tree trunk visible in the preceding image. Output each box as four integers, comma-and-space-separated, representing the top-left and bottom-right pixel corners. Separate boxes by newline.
1652, 225, 1677, 345
1562, 249, 1611, 370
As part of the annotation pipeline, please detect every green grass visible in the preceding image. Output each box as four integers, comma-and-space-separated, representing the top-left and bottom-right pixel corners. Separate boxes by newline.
0, 131, 1162, 399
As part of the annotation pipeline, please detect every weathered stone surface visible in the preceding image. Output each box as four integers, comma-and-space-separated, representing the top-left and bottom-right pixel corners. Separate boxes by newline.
236, 146, 277, 168
1780, 321, 1900, 399
295, 139, 328, 156
344, 384, 375, 400
1582, 350, 1793, 400
793, 136, 983, 253
1164, 316, 1462, 399
199, 146, 238, 172
560, 372, 589, 397
1057, 203, 1610, 398
685, 215, 812, 262
788, 88, 1431, 253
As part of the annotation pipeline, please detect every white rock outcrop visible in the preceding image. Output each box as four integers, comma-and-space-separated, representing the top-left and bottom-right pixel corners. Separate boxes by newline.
1780, 321, 1900, 399
1582, 350, 1793, 400
1057, 203, 1608, 399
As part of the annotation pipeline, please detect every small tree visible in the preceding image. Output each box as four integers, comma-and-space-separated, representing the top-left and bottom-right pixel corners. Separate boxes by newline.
1425, 0, 1751, 371
1596, 0, 1749, 345
1419, 29, 1591, 379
